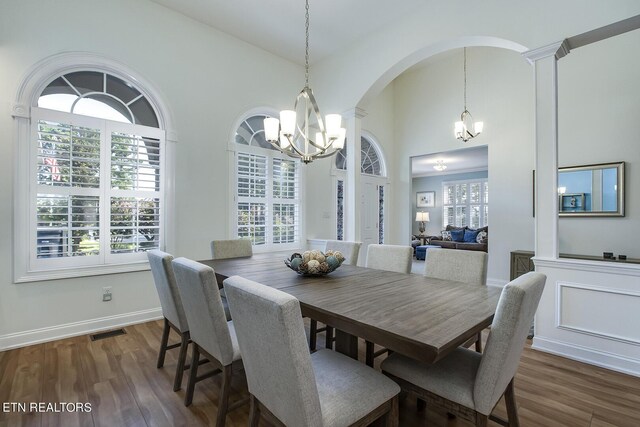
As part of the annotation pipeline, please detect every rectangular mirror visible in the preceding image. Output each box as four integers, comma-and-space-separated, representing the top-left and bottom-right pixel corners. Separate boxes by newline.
558, 162, 624, 217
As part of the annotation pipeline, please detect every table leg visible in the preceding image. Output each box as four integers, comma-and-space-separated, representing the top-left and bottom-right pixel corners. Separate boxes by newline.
333, 329, 359, 360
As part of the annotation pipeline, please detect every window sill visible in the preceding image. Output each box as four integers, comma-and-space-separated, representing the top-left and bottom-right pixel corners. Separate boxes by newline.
14, 261, 151, 283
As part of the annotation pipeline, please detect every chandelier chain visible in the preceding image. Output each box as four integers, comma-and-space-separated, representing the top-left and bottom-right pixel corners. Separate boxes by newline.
305, 0, 310, 88
463, 47, 467, 110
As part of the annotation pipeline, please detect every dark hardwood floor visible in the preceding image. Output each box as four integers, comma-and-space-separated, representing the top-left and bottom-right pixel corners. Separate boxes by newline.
1, 320, 639, 426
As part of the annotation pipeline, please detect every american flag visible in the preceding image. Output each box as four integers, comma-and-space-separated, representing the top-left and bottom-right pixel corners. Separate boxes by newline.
44, 157, 61, 181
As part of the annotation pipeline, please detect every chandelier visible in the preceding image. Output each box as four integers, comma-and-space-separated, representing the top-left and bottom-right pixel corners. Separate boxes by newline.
454, 47, 483, 142
433, 160, 447, 171
264, 0, 345, 164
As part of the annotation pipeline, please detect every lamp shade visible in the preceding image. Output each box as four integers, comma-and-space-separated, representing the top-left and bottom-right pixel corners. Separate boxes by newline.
415, 212, 430, 222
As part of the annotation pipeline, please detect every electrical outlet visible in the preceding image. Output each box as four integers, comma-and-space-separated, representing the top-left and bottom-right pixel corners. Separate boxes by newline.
102, 287, 112, 302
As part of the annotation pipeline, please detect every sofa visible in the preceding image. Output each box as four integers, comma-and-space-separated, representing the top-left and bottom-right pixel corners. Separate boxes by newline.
420, 225, 488, 252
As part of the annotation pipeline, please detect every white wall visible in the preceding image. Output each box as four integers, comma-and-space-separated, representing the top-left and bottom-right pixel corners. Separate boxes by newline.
558, 29, 640, 258
0, 0, 302, 347
393, 48, 535, 284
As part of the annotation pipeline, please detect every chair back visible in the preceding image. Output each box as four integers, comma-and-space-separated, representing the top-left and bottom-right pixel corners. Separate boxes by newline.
424, 249, 488, 286
171, 257, 236, 366
224, 276, 323, 427
473, 272, 546, 414
147, 250, 188, 332
324, 240, 362, 265
210, 239, 253, 259
366, 244, 413, 274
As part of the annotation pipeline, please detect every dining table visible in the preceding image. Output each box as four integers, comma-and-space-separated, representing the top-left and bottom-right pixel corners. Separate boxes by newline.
199, 252, 501, 365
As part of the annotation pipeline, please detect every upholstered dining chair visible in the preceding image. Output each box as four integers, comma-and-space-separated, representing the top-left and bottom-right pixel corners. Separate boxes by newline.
172, 258, 244, 426
424, 248, 488, 352
147, 250, 191, 392
210, 238, 253, 321
364, 244, 414, 366
224, 275, 400, 427
309, 240, 363, 351
381, 272, 546, 427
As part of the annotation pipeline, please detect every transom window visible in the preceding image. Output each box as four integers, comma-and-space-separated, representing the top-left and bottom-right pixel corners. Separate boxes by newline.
32, 71, 164, 271
233, 114, 301, 250
335, 136, 384, 176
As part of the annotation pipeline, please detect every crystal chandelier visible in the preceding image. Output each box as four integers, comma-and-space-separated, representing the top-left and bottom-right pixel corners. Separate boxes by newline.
454, 47, 483, 142
433, 160, 447, 171
264, 0, 345, 164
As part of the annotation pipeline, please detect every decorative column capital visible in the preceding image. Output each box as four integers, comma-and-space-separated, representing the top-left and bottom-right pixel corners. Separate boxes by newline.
342, 107, 367, 120
522, 40, 571, 64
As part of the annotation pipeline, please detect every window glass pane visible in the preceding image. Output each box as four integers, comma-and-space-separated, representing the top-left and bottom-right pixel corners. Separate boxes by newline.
106, 74, 140, 104
484, 205, 489, 226
455, 206, 467, 227
110, 197, 161, 254
65, 71, 103, 94
273, 203, 297, 244
443, 206, 454, 228
273, 159, 297, 199
37, 194, 100, 258
471, 205, 480, 228
484, 182, 489, 203
470, 183, 481, 203
237, 202, 266, 245
237, 153, 267, 198
337, 180, 344, 240
111, 133, 160, 191
456, 184, 467, 204
129, 96, 159, 128
75, 95, 132, 123
41, 77, 76, 97
37, 120, 101, 188
379, 185, 384, 244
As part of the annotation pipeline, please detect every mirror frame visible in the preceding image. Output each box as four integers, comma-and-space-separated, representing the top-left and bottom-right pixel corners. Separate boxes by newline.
558, 161, 625, 217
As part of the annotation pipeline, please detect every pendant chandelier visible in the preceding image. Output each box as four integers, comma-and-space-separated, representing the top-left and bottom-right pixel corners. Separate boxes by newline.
264, 0, 345, 164
433, 160, 447, 171
454, 47, 483, 142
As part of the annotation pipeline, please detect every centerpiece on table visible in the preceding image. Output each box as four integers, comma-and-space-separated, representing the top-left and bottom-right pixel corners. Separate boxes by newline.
285, 250, 345, 276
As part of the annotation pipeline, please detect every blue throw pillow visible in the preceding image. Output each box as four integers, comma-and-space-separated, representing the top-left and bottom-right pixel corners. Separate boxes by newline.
450, 229, 465, 242
464, 229, 480, 243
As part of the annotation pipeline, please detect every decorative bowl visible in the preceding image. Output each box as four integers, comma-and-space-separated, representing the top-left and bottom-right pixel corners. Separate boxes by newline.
284, 250, 345, 276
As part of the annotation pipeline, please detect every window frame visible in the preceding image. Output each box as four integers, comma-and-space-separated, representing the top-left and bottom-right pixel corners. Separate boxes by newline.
229, 111, 305, 253
442, 178, 489, 229
12, 53, 176, 283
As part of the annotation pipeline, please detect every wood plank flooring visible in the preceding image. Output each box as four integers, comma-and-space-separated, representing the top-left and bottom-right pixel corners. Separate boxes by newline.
1, 320, 639, 427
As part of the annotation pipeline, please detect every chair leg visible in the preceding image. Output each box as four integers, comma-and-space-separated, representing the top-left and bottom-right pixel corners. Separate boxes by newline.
309, 319, 318, 351
384, 395, 399, 427
475, 413, 488, 427
504, 378, 520, 427
184, 344, 200, 406
475, 331, 483, 353
173, 331, 190, 392
216, 365, 233, 427
249, 395, 260, 427
325, 326, 334, 349
157, 317, 170, 368
365, 341, 375, 367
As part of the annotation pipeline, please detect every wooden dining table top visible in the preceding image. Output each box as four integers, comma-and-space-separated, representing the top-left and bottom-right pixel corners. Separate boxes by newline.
199, 252, 501, 364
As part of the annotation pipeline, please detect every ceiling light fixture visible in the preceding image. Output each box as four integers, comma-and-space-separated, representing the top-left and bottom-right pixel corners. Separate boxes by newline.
434, 160, 447, 171
263, 0, 345, 164
454, 47, 483, 142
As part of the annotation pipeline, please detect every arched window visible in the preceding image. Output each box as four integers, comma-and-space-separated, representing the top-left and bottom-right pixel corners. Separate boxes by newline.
232, 114, 301, 250
17, 66, 167, 280
334, 136, 385, 176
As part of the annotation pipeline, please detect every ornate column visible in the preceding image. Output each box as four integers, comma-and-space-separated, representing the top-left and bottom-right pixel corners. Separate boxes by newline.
344, 107, 367, 242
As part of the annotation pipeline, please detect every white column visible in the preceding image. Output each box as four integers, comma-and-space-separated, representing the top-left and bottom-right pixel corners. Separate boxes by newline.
344, 108, 366, 242
522, 40, 570, 259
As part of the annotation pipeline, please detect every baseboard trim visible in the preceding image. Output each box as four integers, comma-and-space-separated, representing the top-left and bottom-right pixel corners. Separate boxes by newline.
0, 307, 163, 351
532, 335, 640, 378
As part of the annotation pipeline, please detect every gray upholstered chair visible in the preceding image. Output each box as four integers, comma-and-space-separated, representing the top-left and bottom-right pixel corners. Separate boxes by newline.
210, 238, 253, 321
210, 238, 253, 259
224, 275, 400, 427
171, 257, 244, 426
381, 272, 546, 427
324, 240, 361, 265
147, 250, 191, 392
424, 248, 488, 352
310, 240, 363, 351
366, 244, 413, 274
364, 244, 413, 366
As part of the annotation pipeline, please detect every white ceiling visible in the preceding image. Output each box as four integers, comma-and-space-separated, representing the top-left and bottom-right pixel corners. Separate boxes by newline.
148, 0, 427, 65
412, 146, 488, 177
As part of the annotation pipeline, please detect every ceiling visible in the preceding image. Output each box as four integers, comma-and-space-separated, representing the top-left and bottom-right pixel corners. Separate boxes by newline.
148, 0, 427, 65
412, 146, 488, 177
